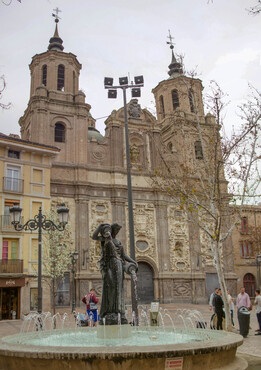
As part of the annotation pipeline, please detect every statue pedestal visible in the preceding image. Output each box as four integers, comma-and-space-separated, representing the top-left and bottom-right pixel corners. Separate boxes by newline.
97, 324, 131, 339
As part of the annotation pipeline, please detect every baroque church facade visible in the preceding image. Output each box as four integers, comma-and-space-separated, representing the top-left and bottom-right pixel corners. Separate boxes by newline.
18, 18, 237, 307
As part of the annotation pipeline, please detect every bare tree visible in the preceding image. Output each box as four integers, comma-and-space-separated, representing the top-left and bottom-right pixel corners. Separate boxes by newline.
0, 76, 11, 109
43, 206, 73, 315
1, 0, 21, 5
149, 74, 261, 330
247, 0, 261, 15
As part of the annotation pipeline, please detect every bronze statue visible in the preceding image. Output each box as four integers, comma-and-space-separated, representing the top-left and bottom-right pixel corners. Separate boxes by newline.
92, 222, 138, 325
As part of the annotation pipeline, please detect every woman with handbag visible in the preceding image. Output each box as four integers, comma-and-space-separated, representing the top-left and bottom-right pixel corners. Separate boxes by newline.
82, 288, 99, 327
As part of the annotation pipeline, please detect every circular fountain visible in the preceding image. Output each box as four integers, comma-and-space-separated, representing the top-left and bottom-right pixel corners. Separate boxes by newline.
0, 309, 247, 370
0, 224, 247, 369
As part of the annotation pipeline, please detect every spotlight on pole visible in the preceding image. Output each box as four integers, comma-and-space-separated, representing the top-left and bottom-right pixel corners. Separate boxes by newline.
134, 75, 144, 85
108, 89, 117, 99
131, 88, 141, 98
119, 77, 128, 86
104, 77, 113, 87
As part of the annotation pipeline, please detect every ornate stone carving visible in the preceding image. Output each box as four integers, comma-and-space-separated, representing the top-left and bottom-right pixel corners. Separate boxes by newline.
130, 144, 140, 164
199, 215, 215, 266
168, 206, 190, 272
125, 203, 158, 265
89, 200, 112, 272
173, 281, 191, 296
92, 146, 106, 161
128, 99, 141, 118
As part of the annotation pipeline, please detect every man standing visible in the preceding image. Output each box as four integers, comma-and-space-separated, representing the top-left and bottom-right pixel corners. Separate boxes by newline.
82, 288, 99, 327
213, 289, 224, 330
236, 287, 251, 310
236, 287, 251, 337
209, 287, 219, 312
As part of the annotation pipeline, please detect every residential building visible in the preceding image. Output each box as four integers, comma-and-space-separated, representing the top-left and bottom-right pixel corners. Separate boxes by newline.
0, 133, 59, 319
232, 205, 261, 297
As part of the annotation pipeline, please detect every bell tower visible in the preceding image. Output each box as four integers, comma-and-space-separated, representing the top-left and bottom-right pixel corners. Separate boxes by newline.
152, 31, 205, 127
19, 11, 95, 164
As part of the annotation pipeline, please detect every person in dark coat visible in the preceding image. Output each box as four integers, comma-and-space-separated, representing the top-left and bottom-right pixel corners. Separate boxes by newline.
213, 289, 224, 330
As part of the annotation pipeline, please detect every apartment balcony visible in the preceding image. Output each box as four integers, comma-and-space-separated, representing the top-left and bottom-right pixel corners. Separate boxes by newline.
3, 177, 24, 193
0, 215, 24, 231
0, 259, 23, 274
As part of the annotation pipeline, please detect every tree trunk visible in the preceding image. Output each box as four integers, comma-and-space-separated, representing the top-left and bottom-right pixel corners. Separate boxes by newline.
214, 241, 232, 331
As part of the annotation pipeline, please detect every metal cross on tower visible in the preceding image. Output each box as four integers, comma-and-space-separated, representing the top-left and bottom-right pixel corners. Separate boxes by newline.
52, 7, 62, 22
167, 29, 175, 49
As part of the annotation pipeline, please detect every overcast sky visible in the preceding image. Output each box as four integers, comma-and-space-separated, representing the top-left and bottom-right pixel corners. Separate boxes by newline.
1, 0, 261, 136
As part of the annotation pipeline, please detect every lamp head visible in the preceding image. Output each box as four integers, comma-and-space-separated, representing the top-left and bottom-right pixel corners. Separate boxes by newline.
57, 203, 69, 224
9, 203, 22, 225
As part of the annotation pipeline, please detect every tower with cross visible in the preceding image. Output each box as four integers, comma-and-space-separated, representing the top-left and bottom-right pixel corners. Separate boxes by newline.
19, 11, 95, 165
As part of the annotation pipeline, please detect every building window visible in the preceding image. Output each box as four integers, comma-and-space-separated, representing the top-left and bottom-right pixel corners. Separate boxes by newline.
42, 65, 47, 86
5, 166, 22, 192
195, 141, 203, 159
159, 95, 165, 118
54, 123, 65, 142
172, 89, 179, 110
241, 217, 248, 233
8, 150, 20, 159
3, 200, 20, 228
57, 64, 65, 91
2, 239, 18, 260
240, 241, 253, 257
243, 273, 256, 297
189, 89, 195, 113
30, 288, 38, 311
55, 272, 70, 307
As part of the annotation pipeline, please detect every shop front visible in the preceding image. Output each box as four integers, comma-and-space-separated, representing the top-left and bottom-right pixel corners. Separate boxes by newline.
0, 278, 25, 320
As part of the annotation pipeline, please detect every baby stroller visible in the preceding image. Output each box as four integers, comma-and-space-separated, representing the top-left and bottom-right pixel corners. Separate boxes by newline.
77, 313, 89, 327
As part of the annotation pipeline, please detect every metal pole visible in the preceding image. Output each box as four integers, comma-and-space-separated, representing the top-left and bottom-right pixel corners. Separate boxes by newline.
72, 264, 75, 312
38, 207, 42, 314
122, 87, 138, 324
257, 260, 260, 289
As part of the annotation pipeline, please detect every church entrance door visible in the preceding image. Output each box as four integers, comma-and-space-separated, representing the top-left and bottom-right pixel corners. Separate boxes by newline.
137, 262, 154, 304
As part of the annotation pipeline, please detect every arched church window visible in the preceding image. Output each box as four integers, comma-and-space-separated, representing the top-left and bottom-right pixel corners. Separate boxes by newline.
189, 89, 195, 113
57, 64, 65, 91
243, 273, 256, 297
172, 89, 179, 110
55, 123, 66, 142
195, 141, 203, 159
159, 95, 165, 118
42, 65, 47, 86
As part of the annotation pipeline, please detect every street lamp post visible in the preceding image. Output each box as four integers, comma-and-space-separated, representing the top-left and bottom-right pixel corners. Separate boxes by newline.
70, 251, 79, 312
256, 252, 261, 290
10, 203, 69, 314
104, 75, 144, 324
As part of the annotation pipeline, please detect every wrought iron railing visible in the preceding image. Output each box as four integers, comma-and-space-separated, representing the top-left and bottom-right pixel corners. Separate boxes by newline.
3, 177, 24, 193
0, 259, 23, 273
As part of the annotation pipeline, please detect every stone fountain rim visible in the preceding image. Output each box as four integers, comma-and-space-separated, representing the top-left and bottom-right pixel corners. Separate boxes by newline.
0, 328, 243, 361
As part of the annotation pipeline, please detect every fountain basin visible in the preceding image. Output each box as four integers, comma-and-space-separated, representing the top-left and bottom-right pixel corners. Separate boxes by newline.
0, 327, 247, 370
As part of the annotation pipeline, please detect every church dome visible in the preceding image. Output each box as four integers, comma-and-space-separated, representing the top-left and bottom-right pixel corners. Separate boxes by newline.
88, 127, 104, 142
